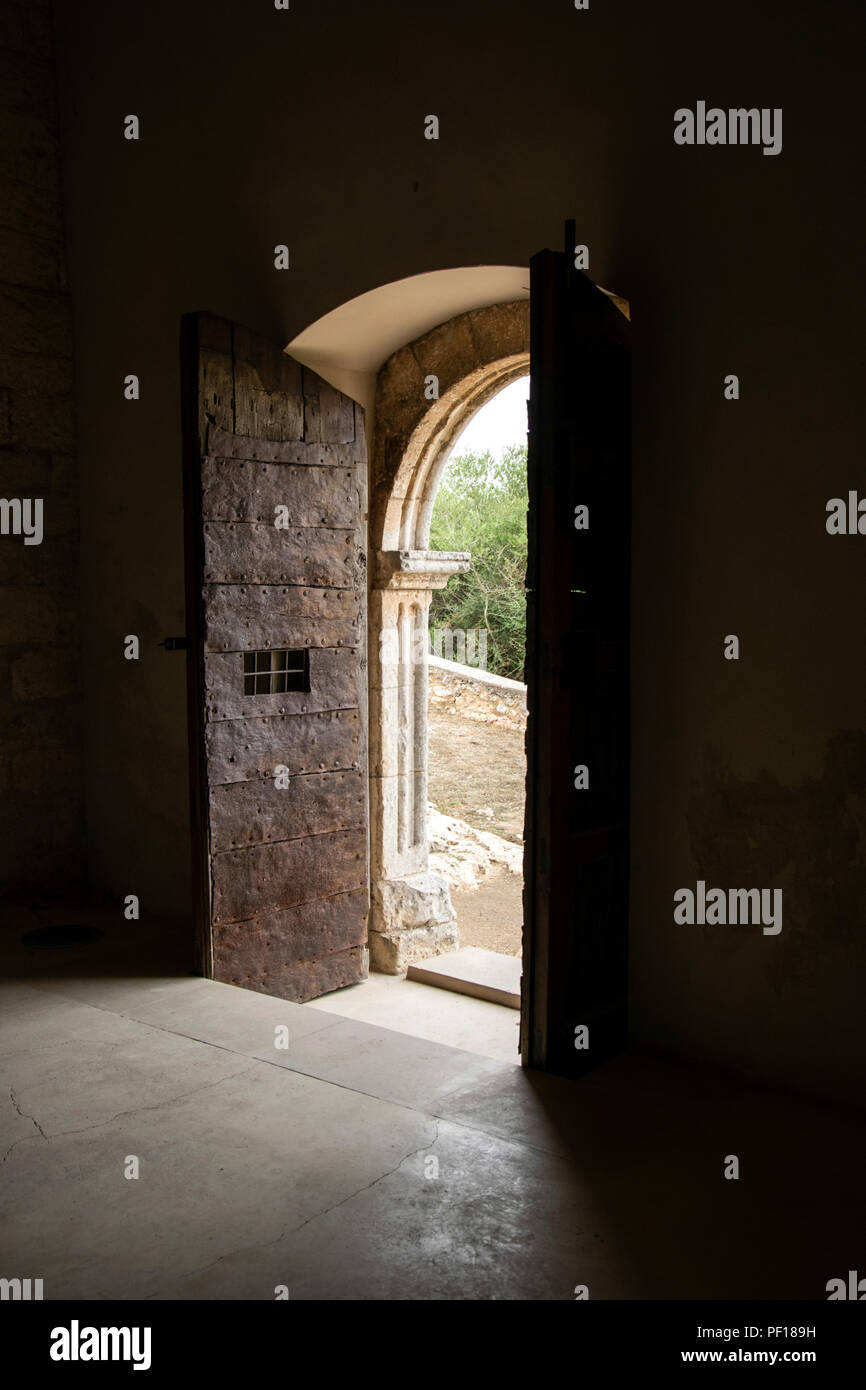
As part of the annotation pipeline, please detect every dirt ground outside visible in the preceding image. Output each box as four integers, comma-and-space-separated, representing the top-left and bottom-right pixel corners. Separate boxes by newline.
427, 707, 525, 956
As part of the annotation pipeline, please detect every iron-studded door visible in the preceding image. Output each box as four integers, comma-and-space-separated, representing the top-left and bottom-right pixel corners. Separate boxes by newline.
521, 245, 631, 1075
181, 313, 369, 1002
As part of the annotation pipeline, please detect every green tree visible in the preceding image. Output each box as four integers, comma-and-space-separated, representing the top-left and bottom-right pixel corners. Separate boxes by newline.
428, 444, 528, 680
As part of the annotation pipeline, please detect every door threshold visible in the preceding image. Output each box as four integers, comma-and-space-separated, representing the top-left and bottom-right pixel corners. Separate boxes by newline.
407, 946, 521, 1010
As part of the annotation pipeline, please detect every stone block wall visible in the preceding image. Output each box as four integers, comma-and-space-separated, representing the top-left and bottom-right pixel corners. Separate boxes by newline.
428, 654, 527, 731
0, 0, 84, 893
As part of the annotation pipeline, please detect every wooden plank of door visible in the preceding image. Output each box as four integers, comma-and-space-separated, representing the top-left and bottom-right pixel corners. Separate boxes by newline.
181, 312, 370, 1001
522, 250, 631, 1075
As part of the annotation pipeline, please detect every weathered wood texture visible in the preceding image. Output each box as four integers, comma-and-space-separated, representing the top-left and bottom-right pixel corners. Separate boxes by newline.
214, 890, 369, 967
209, 769, 366, 852
203, 582, 360, 652
206, 426, 361, 466
241, 947, 365, 1004
205, 708, 361, 784
233, 325, 304, 440
213, 891, 367, 1002
203, 522, 359, 588
202, 459, 358, 526
212, 828, 367, 923
205, 647, 358, 720
192, 313, 369, 998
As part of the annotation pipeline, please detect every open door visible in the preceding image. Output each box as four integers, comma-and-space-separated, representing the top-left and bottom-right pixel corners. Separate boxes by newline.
181, 313, 369, 1002
521, 241, 631, 1075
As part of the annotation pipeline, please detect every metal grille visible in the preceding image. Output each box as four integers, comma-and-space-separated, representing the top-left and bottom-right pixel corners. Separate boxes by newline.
243, 648, 309, 695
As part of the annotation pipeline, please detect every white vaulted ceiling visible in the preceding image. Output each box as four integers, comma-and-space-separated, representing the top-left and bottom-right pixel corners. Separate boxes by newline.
286, 266, 530, 416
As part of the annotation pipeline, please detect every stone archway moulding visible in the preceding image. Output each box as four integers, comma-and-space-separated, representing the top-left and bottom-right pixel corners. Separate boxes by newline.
367, 299, 530, 972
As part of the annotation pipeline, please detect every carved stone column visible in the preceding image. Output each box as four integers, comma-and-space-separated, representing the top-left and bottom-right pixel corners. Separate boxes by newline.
368, 548, 470, 972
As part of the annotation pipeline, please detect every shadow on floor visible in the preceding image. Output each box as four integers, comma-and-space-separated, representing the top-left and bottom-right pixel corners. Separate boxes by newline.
1, 895, 863, 1299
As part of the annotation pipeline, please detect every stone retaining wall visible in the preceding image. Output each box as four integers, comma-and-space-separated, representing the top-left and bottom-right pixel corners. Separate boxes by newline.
428, 654, 527, 731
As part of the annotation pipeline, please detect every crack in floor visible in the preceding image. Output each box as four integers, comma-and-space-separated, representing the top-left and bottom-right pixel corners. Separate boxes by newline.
2, 1086, 50, 1164
175, 1118, 442, 1287
5, 981, 548, 1172
53, 1062, 260, 1139
0, 1063, 258, 1160
290, 1118, 442, 1236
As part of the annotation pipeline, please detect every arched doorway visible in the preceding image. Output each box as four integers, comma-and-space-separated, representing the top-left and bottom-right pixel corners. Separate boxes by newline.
367, 301, 529, 971
182, 250, 630, 1077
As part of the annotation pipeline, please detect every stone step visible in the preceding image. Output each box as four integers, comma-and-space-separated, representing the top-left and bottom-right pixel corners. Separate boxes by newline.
407, 946, 521, 1010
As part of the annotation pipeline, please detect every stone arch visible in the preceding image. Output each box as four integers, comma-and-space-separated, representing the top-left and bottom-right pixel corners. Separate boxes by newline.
372, 300, 530, 552
368, 300, 530, 972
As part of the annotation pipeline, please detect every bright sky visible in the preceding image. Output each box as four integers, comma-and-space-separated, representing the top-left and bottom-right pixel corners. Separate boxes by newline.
447, 375, 529, 461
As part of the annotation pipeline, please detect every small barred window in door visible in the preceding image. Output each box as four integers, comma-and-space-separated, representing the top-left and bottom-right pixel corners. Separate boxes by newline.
243, 649, 309, 696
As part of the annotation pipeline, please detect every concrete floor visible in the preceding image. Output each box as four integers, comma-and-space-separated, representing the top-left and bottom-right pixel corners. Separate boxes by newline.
2, 907, 865, 1300
305, 970, 521, 1063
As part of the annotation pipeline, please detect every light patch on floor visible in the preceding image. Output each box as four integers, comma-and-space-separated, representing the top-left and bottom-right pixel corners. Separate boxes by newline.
304, 971, 520, 1065
1, 909, 864, 1301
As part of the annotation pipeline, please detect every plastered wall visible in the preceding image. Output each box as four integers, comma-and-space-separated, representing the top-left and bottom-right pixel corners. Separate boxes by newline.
0, 0, 83, 894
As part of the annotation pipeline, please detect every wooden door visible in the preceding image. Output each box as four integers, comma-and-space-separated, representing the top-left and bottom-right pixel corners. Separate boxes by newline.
521, 249, 631, 1075
181, 313, 369, 1002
